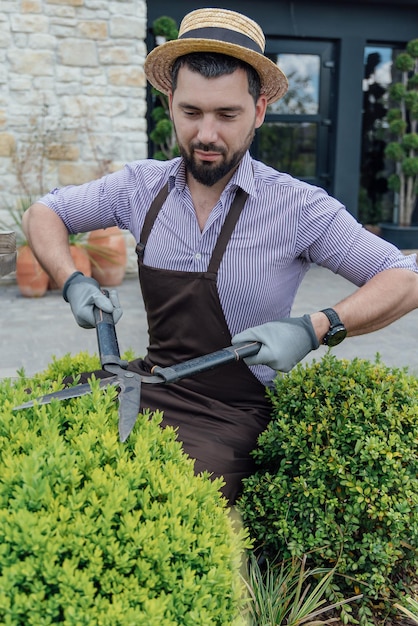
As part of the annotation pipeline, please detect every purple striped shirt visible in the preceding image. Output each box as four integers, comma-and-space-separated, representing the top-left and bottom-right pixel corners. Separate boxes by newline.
40, 151, 418, 385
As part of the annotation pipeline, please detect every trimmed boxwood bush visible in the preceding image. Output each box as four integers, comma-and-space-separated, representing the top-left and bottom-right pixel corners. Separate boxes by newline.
0, 353, 248, 625
238, 354, 418, 610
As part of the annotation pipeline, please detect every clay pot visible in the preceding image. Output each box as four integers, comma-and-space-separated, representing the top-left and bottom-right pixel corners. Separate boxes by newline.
87, 227, 127, 286
70, 244, 92, 277
16, 245, 49, 297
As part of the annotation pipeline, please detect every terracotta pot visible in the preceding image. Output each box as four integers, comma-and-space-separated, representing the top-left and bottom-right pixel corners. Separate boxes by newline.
87, 227, 127, 286
71, 244, 92, 277
48, 244, 92, 290
16, 245, 49, 297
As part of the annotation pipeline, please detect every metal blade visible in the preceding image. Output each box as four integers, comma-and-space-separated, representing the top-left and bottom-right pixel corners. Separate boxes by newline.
13, 377, 118, 410
116, 371, 142, 442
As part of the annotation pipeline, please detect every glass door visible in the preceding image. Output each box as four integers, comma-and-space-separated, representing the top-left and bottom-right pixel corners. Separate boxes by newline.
359, 44, 404, 226
252, 40, 337, 192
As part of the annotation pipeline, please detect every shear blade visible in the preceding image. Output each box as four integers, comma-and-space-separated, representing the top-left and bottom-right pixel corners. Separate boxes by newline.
13, 377, 118, 410
117, 376, 142, 442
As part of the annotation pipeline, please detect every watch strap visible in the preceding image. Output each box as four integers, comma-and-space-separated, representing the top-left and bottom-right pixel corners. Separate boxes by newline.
320, 308, 342, 328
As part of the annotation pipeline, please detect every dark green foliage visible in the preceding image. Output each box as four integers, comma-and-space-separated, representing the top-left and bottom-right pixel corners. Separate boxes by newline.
149, 16, 179, 161
150, 88, 179, 161
239, 354, 418, 605
395, 53, 415, 74
0, 353, 246, 625
152, 16, 178, 41
385, 141, 406, 161
407, 39, 418, 58
384, 39, 418, 225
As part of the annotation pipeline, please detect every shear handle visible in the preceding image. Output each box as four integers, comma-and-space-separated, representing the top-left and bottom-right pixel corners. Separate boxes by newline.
93, 291, 126, 369
150, 341, 261, 384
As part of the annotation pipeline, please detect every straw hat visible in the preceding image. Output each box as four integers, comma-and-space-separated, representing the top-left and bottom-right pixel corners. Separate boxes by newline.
144, 8, 288, 104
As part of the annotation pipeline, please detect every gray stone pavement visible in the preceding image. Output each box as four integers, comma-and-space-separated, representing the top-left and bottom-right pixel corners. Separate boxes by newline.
1, 264, 418, 380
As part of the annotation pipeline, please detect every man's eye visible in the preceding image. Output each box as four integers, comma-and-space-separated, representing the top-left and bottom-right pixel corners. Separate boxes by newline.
220, 112, 238, 120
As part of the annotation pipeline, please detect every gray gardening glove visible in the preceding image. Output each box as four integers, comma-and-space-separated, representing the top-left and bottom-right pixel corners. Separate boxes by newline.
62, 271, 123, 329
231, 315, 319, 372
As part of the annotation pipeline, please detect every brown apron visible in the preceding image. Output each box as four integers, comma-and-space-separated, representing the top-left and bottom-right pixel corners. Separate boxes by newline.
126, 184, 272, 503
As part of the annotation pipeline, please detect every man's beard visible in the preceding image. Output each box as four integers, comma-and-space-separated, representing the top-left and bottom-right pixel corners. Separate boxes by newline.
176, 129, 256, 187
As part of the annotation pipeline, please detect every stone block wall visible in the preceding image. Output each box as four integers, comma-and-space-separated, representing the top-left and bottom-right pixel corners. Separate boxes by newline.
0, 0, 148, 218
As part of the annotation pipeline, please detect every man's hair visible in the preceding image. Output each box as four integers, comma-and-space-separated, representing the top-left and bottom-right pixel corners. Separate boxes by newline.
171, 52, 262, 103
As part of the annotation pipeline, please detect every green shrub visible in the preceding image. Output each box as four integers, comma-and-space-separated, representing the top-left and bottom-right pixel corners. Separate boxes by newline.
238, 354, 418, 608
0, 353, 248, 625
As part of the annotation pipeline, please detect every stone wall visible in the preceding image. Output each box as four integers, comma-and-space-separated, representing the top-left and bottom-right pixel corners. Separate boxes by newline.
0, 0, 148, 218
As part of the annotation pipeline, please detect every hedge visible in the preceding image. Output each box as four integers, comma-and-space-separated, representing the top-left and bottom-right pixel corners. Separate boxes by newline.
239, 353, 418, 612
0, 352, 248, 625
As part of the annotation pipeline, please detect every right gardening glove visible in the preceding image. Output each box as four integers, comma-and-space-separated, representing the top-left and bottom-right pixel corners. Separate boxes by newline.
62, 271, 123, 329
231, 315, 319, 373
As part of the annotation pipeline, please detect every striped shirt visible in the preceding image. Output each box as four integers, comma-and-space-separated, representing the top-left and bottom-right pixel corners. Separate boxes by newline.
40, 151, 418, 385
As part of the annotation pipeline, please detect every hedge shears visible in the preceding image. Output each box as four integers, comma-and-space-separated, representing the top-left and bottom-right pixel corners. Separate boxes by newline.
14, 296, 260, 442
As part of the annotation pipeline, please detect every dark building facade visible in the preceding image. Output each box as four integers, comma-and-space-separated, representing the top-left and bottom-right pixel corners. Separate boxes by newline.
147, 0, 418, 220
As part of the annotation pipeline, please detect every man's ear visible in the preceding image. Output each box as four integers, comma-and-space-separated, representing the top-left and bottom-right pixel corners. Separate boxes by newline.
255, 94, 268, 129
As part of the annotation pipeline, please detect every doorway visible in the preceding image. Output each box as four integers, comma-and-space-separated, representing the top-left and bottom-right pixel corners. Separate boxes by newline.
252, 39, 337, 193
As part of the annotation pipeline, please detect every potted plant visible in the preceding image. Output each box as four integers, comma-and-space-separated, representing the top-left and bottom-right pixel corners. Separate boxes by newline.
0, 199, 94, 295
149, 16, 179, 161
152, 15, 178, 45
380, 39, 418, 249
87, 227, 127, 286
0, 198, 49, 297
150, 87, 180, 161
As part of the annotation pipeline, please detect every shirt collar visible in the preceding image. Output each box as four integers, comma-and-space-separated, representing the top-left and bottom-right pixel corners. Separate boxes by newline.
168, 158, 185, 191
228, 152, 256, 197
168, 152, 256, 198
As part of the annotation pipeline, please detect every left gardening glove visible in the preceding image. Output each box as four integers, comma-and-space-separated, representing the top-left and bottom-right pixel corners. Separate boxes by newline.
231, 315, 319, 372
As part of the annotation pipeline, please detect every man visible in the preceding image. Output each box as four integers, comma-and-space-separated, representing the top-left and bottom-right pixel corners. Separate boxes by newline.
22, 8, 418, 503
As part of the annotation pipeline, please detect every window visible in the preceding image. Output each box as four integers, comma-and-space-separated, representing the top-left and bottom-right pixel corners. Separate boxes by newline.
252, 41, 335, 191
269, 54, 320, 115
359, 44, 403, 225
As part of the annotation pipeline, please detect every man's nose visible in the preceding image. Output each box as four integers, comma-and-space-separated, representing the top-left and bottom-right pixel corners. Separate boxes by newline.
197, 116, 218, 144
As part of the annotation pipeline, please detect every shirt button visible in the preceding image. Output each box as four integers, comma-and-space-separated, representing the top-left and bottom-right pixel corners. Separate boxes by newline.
195, 252, 202, 260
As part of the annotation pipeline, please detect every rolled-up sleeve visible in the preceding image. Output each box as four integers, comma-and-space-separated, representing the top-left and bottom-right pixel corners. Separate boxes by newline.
38, 169, 131, 235
297, 187, 418, 285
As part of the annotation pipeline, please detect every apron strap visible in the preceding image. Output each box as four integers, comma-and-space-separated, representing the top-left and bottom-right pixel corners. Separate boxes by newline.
137, 184, 170, 256
207, 187, 248, 274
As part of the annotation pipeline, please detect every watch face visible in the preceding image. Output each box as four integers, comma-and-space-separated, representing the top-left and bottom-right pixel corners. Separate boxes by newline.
326, 326, 347, 347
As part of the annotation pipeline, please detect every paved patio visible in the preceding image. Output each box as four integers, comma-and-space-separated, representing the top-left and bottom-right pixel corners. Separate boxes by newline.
1, 263, 418, 380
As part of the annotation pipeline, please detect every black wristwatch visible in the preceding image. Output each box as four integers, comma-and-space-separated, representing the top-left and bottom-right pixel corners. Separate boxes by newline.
320, 308, 347, 347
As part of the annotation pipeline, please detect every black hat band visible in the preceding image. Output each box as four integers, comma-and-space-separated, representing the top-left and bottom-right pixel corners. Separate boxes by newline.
179, 27, 263, 54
